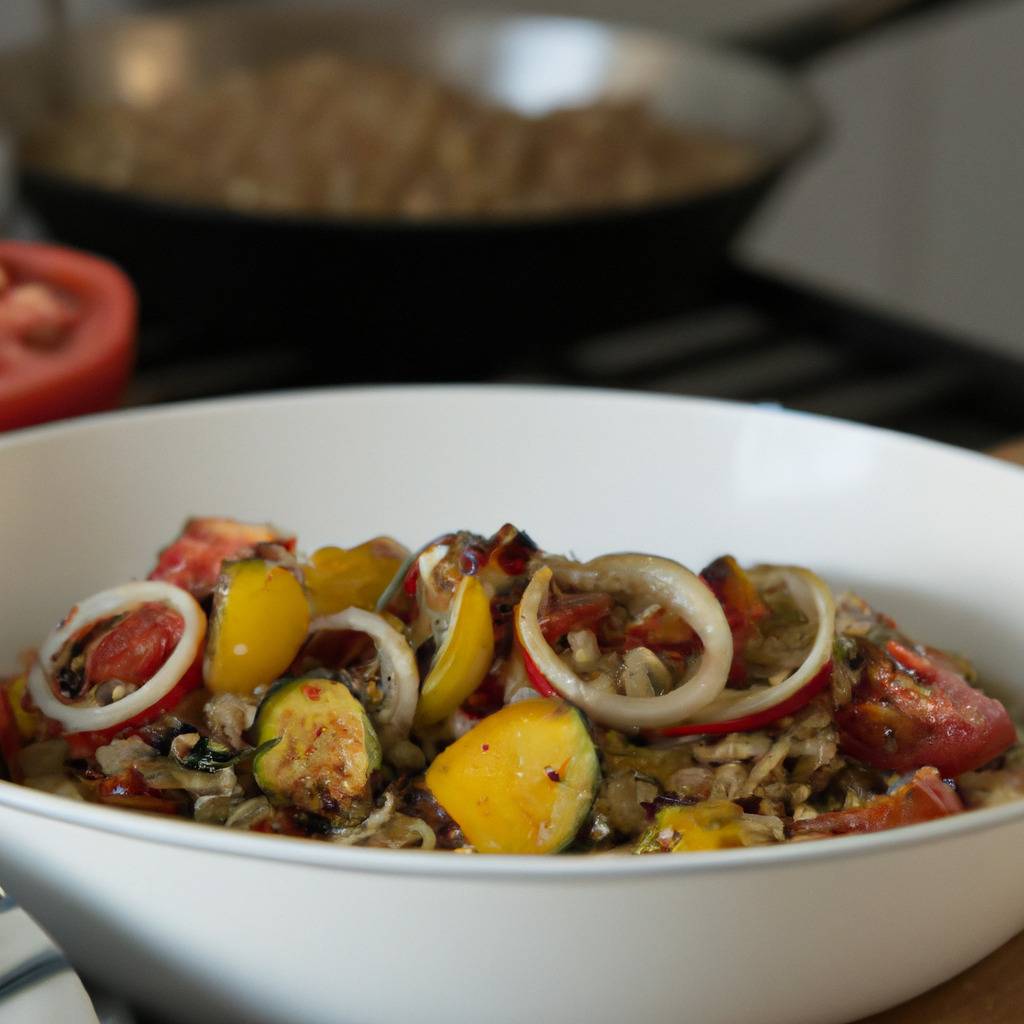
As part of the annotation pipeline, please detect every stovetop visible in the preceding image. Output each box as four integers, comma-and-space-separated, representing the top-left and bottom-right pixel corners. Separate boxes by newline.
124, 264, 1024, 453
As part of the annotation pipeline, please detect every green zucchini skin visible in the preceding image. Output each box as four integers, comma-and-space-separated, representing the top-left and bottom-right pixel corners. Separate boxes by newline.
253, 676, 381, 826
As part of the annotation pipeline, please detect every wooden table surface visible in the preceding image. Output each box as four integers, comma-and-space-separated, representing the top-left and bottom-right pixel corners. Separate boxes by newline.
855, 438, 1024, 1024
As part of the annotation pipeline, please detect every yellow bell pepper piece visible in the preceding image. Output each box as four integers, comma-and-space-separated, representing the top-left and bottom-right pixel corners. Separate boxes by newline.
304, 539, 405, 617
426, 699, 599, 854
414, 574, 495, 727
6, 674, 38, 741
639, 800, 748, 853
204, 560, 310, 695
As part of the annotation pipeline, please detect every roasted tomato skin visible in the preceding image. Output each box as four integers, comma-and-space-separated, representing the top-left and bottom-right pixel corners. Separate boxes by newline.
148, 517, 292, 599
835, 640, 1016, 777
788, 767, 963, 837
84, 603, 184, 686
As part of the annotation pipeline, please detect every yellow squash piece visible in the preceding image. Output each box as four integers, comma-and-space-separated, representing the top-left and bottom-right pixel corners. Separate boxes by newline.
426, 699, 599, 854
415, 574, 495, 727
204, 559, 310, 695
636, 800, 747, 853
304, 539, 406, 617
6, 674, 38, 740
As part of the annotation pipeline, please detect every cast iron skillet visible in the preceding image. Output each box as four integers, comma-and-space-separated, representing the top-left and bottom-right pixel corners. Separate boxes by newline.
0, 0, 967, 371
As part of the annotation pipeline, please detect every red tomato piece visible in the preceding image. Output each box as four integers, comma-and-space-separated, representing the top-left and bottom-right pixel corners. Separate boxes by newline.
148, 517, 292, 598
63, 655, 203, 759
835, 640, 1016, 776
0, 282, 79, 347
84, 603, 184, 687
0, 242, 136, 432
788, 767, 963, 837
539, 592, 613, 643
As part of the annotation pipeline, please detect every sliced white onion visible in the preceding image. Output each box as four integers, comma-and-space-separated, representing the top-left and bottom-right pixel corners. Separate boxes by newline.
311, 607, 419, 745
27, 581, 206, 733
516, 555, 733, 732
687, 565, 835, 725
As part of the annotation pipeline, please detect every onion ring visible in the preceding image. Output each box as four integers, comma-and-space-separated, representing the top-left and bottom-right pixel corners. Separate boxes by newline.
310, 607, 419, 745
685, 565, 835, 726
27, 581, 206, 732
515, 554, 732, 732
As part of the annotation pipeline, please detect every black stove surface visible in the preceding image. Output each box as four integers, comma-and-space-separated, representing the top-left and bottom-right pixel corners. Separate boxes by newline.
125, 265, 1024, 452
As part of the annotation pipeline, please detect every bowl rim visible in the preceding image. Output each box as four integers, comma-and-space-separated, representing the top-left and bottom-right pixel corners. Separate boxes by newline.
2, 383, 1023, 879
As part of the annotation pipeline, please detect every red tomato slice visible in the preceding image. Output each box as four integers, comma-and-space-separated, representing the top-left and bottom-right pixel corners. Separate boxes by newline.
0, 242, 136, 431
63, 655, 203, 760
788, 767, 963, 837
149, 517, 293, 598
84, 603, 184, 687
835, 640, 1015, 776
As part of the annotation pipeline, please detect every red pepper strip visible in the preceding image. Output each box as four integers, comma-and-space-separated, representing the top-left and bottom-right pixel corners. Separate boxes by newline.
885, 640, 938, 681
94, 768, 182, 815
403, 561, 421, 597
788, 767, 962, 837
658, 662, 833, 737
520, 645, 557, 699
0, 685, 24, 781
63, 652, 203, 760
539, 593, 614, 644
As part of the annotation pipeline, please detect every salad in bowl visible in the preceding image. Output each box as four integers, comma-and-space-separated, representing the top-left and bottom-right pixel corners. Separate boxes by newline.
5, 515, 1019, 856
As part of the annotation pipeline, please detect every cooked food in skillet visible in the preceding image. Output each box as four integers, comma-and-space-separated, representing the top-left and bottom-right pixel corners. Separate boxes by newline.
24, 54, 761, 219
3, 519, 1019, 854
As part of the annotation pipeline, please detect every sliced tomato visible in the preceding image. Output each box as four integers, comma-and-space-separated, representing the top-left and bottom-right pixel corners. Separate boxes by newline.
63, 655, 203, 760
700, 555, 768, 683
149, 517, 293, 598
0, 241, 136, 432
788, 767, 963, 837
539, 592, 613, 643
84, 603, 185, 687
835, 639, 1015, 776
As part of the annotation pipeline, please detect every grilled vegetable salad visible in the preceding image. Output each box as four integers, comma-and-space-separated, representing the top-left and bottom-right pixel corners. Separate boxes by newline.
2, 518, 1021, 854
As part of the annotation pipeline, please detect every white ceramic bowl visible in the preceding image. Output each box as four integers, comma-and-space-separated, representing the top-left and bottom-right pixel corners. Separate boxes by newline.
0, 386, 1022, 1024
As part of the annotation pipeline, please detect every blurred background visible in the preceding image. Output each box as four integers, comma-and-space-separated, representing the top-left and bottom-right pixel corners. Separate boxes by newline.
1, 0, 1023, 447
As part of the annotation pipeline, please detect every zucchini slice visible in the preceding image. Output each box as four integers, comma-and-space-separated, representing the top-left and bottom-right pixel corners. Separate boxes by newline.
253, 677, 381, 826
425, 699, 600, 854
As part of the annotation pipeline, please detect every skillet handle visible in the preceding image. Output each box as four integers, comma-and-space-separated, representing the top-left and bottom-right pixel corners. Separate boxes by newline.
730, 0, 988, 68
